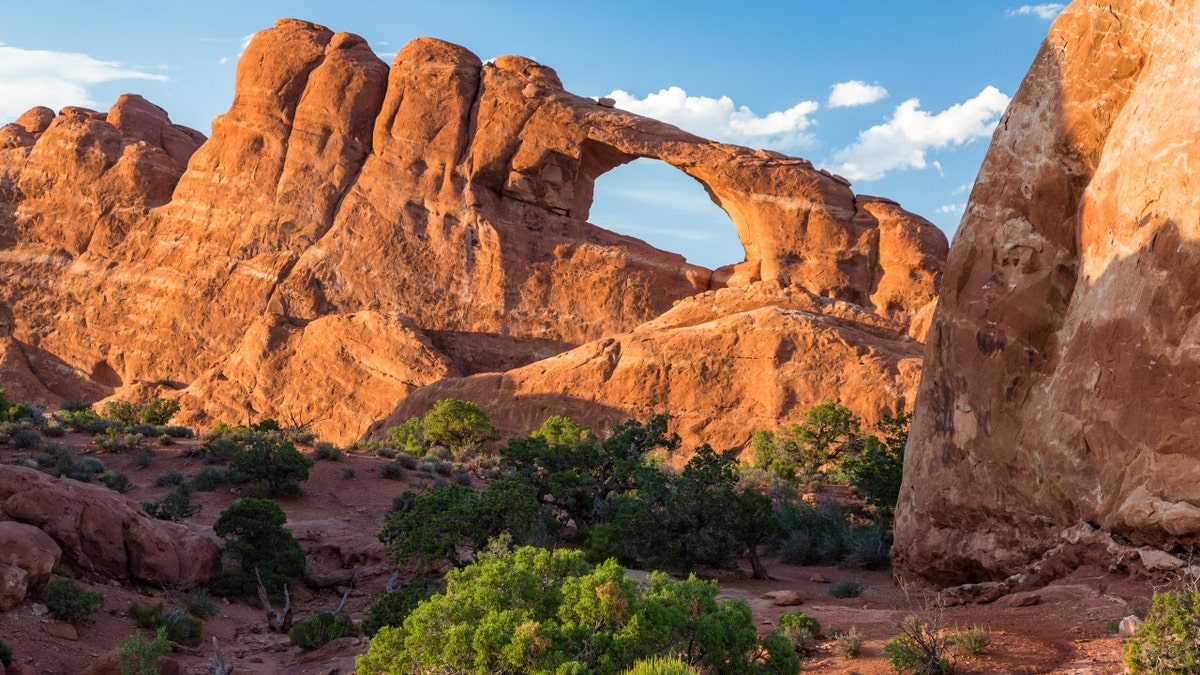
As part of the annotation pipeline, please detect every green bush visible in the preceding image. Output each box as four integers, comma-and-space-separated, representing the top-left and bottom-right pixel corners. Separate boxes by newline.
356, 541, 798, 675
313, 441, 342, 461
841, 412, 910, 522
228, 433, 312, 498
176, 589, 219, 620
884, 615, 954, 675
828, 578, 865, 598
11, 427, 40, 449
104, 397, 180, 427
289, 611, 355, 650
155, 470, 186, 487
190, 465, 228, 491
361, 577, 445, 637
778, 611, 822, 652
950, 625, 991, 658
379, 463, 404, 480
342, 467, 356, 480
133, 450, 154, 469
141, 483, 202, 522
387, 399, 501, 460
834, 626, 865, 657
210, 498, 305, 601
41, 422, 66, 437
45, 578, 105, 625
768, 500, 892, 569
622, 656, 700, 675
0, 637, 11, 667
1125, 590, 1200, 674
129, 602, 203, 646
115, 627, 170, 675
101, 470, 134, 493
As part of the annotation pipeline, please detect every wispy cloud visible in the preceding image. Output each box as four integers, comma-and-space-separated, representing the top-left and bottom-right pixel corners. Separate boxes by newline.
935, 203, 964, 215
829, 80, 888, 108
605, 86, 819, 150
0, 43, 168, 122
1006, 4, 1065, 20
829, 86, 1010, 181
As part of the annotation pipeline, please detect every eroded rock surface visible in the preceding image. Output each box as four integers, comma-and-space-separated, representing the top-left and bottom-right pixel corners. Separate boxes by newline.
895, 0, 1200, 584
0, 18, 945, 445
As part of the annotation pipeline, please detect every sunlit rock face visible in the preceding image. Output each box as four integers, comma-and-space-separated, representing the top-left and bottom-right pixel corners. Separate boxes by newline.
894, 0, 1200, 585
0, 19, 945, 445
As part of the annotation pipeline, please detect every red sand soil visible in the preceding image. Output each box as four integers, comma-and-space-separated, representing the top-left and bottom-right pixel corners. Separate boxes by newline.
0, 433, 1145, 674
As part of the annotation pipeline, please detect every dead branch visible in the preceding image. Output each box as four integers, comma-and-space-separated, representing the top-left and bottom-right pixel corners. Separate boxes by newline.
254, 567, 293, 633
385, 570, 401, 593
206, 636, 234, 675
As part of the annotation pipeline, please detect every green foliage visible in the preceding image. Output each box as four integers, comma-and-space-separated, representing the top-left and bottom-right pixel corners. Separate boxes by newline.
778, 611, 821, 652
841, 412, 910, 521
0, 637, 11, 667
751, 428, 795, 479
176, 589, 219, 620
622, 655, 700, 675
141, 483, 202, 522
342, 466, 356, 479
211, 498, 305, 600
129, 602, 204, 646
44, 578, 105, 625
11, 427, 40, 449
532, 414, 593, 446
115, 627, 170, 675
949, 625, 991, 658
385, 418, 427, 457
54, 408, 116, 434
768, 499, 892, 569
834, 626, 865, 657
313, 441, 343, 461
228, 432, 313, 498
41, 421, 66, 437
101, 470, 134, 493
828, 578, 865, 598
155, 470, 186, 487
134, 450, 154, 469
362, 577, 445, 637
1124, 590, 1200, 674
885, 615, 954, 675
104, 397, 180, 427
356, 541, 798, 675
190, 465, 228, 491
379, 462, 404, 480
289, 611, 355, 650
422, 398, 500, 459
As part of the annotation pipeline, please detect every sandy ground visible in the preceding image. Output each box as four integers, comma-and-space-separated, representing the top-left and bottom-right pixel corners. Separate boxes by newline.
0, 433, 1146, 674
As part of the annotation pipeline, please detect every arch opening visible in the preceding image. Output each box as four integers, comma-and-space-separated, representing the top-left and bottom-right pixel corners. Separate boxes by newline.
585, 157, 746, 270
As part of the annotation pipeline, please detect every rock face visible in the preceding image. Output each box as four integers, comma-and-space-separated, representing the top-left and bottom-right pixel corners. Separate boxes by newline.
0, 466, 219, 585
894, 0, 1200, 584
0, 521, 61, 611
0, 18, 946, 445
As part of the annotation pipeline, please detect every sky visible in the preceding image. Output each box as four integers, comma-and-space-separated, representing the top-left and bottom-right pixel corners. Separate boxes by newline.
0, 1, 1064, 269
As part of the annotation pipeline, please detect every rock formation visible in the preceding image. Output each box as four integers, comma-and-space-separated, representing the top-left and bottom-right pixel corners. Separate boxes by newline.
894, 0, 1200, 584
0, 466, 219, 585
0, 19, 946, 446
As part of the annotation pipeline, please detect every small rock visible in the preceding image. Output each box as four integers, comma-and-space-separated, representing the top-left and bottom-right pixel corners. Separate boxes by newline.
597, 97, 616, 108
809, 574, 830, 584
761, 590, 803, 606
1008, 592, 1042, 607
44, 621, 79, 640
1119, 615, 1142, 638
30, 602, 48, 616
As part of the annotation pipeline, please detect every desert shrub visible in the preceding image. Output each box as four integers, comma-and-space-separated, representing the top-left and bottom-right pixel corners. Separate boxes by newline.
141, 483, 202, 522
390, 491, 417, 513
51, 451, 99, 482
129, 601, 203, 646
133, 450, 154, 469
362, 577, 445, 637
342, 467, 356, 480
210, 498, 305, 601
431, 459, 453, 476
452, 470, 472, 486
44, 578, 105, 625
834, 626, 865, 657
34, 451, 55, 468
622, 656, 700, 675
375, 446, 397, 459
54, 408, 114, 434
41, 421, 66, 437
228, 433, 312, 498
0, 638, 11, 667
841, 412, 910, 523
176, 589, 219, 620
11, 427, 40, 449
379, 463, 404, 480
105, 397, 180, 427
289, 611, 355, 650
885, 615, 954, 675
155, 434, 175, 447
769, 500, 892, 569
950, 625, 991, 658
95, 431, 146, 454
190, 465, 228, 491
115, 626, 169, 675
1124, 590, 1200, 674
80, 456, 106, 474
313, 441, 342, 461
356, 541, 798, 675
101, 470, 134, 493
829, 578, 866, 598
395, 452, 419, 470
386, 399, 501, 461
155, 470, 186, 487
778, 611, 822, 652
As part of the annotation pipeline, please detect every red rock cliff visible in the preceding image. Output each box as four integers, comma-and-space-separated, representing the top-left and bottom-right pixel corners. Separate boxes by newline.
895, 0, 1200, 584
0, 19, 946, 444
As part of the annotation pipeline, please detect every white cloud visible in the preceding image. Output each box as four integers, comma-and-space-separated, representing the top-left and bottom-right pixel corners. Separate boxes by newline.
1006, 4, 1065, 20
936, 203, 964, 214
829, 80, 888, 108
952, 182, 972, 196
605, 86, 819, 150
829, 86, 1011, 181
0, 43, 168, 122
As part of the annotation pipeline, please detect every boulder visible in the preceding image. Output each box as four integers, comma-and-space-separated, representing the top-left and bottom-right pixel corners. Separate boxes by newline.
0, 521, 60, 610
761, 590, 804, 606
895, 0, 1200, 583
0, 466, 219, 585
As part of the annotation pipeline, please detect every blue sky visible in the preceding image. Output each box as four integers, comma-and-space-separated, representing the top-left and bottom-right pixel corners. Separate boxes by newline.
0, 2, 1063, 268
